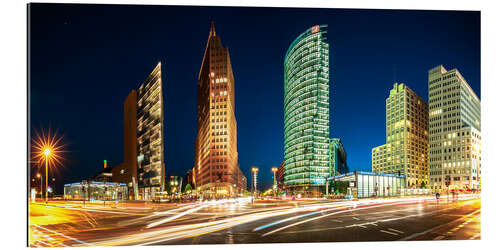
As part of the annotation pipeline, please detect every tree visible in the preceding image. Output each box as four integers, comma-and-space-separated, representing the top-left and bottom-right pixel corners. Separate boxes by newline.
184, 184, 193, 194
420, 181, 427, 189
243, 190, 251, 196
332, 181, 349, 194
276, 189, 282, 196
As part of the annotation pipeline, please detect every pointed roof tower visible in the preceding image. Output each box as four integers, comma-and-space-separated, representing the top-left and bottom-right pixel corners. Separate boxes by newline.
198, 22, 219, 81
209, 21, 216, 38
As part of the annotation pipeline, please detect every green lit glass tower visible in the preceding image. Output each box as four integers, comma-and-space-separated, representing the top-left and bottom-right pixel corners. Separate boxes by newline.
283, 25, 330, 194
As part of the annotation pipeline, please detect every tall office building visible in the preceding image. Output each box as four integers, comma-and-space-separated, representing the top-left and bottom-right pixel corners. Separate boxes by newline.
194, 23, 244, 197
329, 138, 348, 176
428, 65, 481, 191
283, 25, 330, 194
372, 83, 429, 188
136, 62, 165, 200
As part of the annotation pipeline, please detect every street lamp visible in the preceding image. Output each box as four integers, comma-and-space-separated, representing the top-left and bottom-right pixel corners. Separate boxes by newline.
52, 178, 56, 196
251, 167, 258, 195
37, 173, 41, 200
43, 148, 52, 202
271, 167, 278, 196
31, 127, 65, 204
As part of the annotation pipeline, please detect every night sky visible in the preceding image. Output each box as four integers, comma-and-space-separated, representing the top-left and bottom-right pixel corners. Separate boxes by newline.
29, 3, 480, 192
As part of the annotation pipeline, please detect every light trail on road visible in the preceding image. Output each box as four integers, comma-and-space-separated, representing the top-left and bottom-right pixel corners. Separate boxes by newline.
28, 195, 481, 247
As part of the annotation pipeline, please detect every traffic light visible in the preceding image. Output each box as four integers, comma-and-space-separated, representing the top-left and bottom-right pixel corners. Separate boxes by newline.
445, 176, 451, 187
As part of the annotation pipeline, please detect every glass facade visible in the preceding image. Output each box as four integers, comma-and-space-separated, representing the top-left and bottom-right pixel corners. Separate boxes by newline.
329, 138, 348, 176
329, 171, 405, 199
137, 62, 165, 200
64, 181, 128, 201
284, 25, 330, 193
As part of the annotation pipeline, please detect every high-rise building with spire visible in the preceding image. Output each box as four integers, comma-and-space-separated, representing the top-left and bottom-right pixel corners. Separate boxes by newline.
194, 23, 246, 198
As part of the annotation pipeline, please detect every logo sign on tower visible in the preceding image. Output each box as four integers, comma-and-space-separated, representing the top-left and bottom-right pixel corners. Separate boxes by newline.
311, 25, 320, 34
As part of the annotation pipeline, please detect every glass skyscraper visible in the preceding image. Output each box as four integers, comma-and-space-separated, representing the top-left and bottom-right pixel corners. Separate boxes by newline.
329, 138, 348, 176
283, 25, 330, 194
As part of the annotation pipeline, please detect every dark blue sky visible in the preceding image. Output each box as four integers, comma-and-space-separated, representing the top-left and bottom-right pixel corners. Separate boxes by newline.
29, 4, 480, 192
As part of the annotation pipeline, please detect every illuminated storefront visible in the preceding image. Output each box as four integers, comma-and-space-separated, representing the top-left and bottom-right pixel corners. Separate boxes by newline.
64, 181, 128, 201
328, 171, 405, 199
283, 25, 330, 194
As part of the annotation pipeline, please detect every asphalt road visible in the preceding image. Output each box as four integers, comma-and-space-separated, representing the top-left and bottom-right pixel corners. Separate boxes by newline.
28, 195, 480, 247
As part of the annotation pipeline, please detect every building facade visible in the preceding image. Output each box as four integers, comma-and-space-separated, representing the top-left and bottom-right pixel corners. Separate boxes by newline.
283, 25, 330, 194
328, 171, 405, 198
372, 83, 429, 188
428, 65, 481, 191
64, 181, 128, 201
112, 90, 138, 199
194, 23, 245, 198
329, 138, 348, 176
277, 161, 285, 190
136, 62, 165, 200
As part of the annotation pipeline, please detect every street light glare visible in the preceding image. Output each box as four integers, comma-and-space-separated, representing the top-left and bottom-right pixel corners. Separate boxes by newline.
31, 127, 67, 203
31, 127, 67, 170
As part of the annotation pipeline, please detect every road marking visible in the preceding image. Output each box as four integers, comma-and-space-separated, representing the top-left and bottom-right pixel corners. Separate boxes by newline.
434, 235, 445, 240
35, 240, 51, 247
261, 202, 403, 237
352, 217, 360, 220
470, 233, 480, 240
31, 224, 93, 246
380, 230, 399, 236
346, 224, 367, 228
398, 209, 480, 241
331, 219, 343, 223
388, 228, 404, 234
48, 205, 145, 215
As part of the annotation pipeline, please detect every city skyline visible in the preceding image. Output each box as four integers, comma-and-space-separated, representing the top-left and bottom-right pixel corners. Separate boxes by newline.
29, 4, 480, 191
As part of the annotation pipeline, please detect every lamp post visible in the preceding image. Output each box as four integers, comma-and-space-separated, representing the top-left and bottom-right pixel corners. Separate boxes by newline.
37, 173, 41, 200
43, 148, 51, 203
52, 178, 56, 197
251, 167, 258, 196
271, 167, 277, 196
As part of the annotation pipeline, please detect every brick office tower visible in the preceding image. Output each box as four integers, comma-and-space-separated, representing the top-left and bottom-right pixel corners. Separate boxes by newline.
194, 23, 245, 198
112, 90, 138, 199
